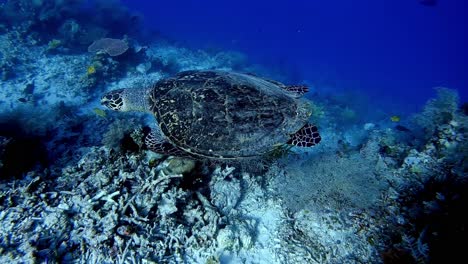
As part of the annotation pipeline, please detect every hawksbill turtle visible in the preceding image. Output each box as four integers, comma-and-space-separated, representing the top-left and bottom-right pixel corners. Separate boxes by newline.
101, 70, 321, 159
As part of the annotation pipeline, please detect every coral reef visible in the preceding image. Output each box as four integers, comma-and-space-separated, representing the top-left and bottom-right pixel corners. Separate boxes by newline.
0, 0, 141, 47
144, 43, 248, 74
273, 137, 388, 213
88, 38, 129, 57
412, 87, 459, 142
0, 0, 465, 263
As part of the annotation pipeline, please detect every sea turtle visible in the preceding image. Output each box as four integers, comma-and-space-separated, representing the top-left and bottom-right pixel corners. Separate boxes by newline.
101, 70, 321, 159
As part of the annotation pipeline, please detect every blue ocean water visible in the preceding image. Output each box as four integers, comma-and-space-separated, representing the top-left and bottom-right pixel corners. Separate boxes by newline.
0, 0, 467, 263
123, 0, 467, 113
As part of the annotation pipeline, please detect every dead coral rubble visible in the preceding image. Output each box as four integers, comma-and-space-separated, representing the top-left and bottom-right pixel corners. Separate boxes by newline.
0, 147, 221, 263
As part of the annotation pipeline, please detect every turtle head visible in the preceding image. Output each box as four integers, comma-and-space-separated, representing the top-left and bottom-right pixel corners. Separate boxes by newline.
101, 89, 127, 111
101, 88, 151, 112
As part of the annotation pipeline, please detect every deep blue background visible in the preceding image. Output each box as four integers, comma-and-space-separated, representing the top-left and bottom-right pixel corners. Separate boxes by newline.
121, 0, 467, 112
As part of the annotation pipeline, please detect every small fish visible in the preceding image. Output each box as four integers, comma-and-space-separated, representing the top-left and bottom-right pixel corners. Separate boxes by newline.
18, 98, 28, 103
390, 115, 401, 122
419, 0, 437, 6
93, 108, 106, 117
87, 65, 96, 75
395, 125, 411, 132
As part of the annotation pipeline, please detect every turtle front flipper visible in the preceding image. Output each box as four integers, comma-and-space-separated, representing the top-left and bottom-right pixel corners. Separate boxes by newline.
287, 123, 321, 147
145, 129, 188, 157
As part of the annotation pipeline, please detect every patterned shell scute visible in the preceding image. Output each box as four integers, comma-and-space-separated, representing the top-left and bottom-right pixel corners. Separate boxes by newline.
150, 71, 306, 159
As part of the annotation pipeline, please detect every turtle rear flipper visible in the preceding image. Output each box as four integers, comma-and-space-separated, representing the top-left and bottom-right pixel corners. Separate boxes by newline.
284, 85, 309, 96
287, 123, 321, 147
145, 129, 187, 156
260, 77, 309, 96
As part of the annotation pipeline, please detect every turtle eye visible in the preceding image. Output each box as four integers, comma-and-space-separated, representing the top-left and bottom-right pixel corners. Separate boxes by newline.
101, 95, 119, 111
101, 89, 125, 111
112, 97, 123, 110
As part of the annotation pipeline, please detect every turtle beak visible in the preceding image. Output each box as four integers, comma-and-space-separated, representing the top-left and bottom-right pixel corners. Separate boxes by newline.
100, 94, 112, 109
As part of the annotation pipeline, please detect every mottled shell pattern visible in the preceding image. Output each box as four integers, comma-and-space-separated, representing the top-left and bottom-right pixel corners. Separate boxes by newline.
148, 70, 311, 159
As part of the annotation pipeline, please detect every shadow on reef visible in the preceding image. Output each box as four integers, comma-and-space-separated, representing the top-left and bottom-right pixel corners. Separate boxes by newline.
381, 170, 468, 264
377, 88, 468, 264
399, 170, 467, 263
460, 102, 468, 116
0, 119, 48, 179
